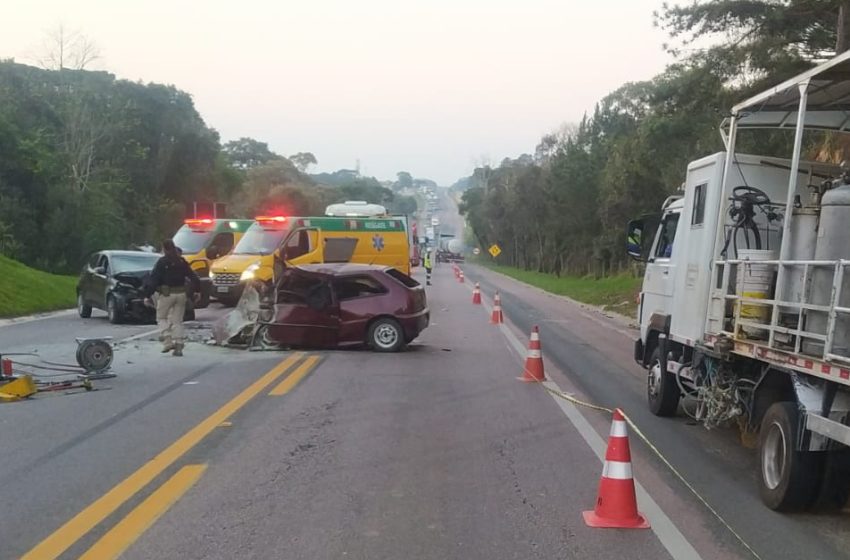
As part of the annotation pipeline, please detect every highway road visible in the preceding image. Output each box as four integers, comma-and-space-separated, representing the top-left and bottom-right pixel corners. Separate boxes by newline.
0, 194, 848, 559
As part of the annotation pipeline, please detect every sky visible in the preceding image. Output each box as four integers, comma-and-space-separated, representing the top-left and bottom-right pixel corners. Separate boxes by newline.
1, 0, 674, 184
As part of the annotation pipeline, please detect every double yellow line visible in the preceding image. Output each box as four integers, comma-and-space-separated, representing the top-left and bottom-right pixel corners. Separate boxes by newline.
24, 351, 321, 560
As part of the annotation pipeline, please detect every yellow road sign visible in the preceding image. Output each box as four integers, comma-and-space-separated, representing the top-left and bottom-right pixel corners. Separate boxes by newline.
488, 244, 502, 258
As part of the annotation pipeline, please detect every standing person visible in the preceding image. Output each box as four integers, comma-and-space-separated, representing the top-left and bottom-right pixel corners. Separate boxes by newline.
423, 249, 432, 286
143, 239, 201, 356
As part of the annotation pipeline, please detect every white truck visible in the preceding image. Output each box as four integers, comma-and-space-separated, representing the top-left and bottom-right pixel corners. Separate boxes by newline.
629, 51, 850, 511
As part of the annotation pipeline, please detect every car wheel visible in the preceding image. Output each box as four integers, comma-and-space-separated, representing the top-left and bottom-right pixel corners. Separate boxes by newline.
758, 401, 823, 511
368, 317, 405, 353
107, 295, 123, 325
77, 293, 92, 318
647, 347, 680, 417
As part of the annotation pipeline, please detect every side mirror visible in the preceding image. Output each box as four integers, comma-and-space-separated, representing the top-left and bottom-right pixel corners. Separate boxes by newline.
94, 266, 106, 275
206, 245, 219, 260
626, 219, 646, 262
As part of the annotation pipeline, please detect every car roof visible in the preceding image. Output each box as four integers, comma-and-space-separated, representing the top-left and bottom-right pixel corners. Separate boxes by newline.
293, 263, 390, 276
100, 250, 163, 257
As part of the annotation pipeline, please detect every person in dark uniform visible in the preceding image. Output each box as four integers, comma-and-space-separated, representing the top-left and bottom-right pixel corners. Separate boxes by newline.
143, 239, 201, 356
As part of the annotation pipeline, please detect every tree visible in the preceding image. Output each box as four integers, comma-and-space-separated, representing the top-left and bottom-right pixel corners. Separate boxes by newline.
395, 171, 413, 189
656, 1, 848, 82
289, 152, 317, 172
223, 137, 279, 169
36, 24, 100, 70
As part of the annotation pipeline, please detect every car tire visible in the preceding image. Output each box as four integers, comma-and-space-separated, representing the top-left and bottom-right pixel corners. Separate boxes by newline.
647, 347, 680, 417
758, 401, 823, 511
368, 317, 405, 353
77, 293, 92, 318
107, 295, 123, 325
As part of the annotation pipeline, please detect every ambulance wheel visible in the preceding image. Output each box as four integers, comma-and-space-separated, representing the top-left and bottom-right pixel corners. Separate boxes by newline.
647, 347, 680, 417
758, 402, 823, 511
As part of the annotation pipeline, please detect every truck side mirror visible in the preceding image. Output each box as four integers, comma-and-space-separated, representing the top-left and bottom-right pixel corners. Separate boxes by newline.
626, 219, 646, 262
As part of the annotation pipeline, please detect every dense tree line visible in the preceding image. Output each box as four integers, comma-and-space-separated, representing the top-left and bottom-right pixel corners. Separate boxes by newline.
459, 1, 850, 277
0, 61, 419, 273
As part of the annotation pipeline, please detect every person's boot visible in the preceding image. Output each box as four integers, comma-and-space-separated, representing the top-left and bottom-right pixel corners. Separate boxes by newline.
161, 342, 175, 353
172, 343, 184, 357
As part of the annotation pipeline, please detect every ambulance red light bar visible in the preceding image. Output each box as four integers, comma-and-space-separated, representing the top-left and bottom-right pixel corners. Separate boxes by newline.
255, 216, 287, 224
185, 218, 214, 226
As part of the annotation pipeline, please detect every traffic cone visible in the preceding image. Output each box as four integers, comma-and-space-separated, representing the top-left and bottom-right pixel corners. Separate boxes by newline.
519, 326, 545, 382
583, 409, 649, 529
472, 283, 482, 304
490, 292, 504, 324
458, 271, 465, 283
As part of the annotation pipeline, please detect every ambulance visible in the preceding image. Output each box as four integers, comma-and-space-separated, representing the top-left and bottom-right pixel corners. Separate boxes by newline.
209, 215, 411, 305
172, 218, 254, 306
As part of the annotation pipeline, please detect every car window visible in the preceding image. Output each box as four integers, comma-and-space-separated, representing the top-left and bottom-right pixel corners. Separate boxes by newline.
210, 232, 234, 255
88, 253, 100, 268
653, 213, 680, 259
97, 255, 109, 272
333, 275, 388, 300
277, 270, 331, 308
284, 229, 315, 259
385, 268, 419, 288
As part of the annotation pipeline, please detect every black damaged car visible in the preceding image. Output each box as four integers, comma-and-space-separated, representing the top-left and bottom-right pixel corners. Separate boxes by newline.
76, 250, 195, 324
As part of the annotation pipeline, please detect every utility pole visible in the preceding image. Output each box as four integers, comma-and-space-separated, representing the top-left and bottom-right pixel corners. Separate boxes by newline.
838, 1, 850, 53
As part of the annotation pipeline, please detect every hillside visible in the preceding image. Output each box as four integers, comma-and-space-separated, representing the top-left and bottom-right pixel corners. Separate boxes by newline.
0, 255, 78, 318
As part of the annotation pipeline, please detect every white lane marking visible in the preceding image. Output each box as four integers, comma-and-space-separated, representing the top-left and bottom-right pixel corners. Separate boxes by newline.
0, 309, 76, 328
465, 280, 702, 560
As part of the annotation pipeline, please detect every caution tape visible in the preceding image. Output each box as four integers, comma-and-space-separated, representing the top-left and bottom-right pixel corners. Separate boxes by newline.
533, 379, 763, 560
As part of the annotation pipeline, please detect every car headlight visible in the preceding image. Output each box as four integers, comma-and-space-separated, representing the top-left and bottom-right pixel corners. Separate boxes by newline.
209, 271, 216, 280
240, 263, 260, 281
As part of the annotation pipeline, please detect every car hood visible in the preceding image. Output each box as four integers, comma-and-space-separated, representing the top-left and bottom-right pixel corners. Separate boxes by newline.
212, 254, 264, 273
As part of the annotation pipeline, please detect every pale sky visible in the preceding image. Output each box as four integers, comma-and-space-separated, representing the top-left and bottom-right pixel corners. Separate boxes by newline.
1, 0, 673, 184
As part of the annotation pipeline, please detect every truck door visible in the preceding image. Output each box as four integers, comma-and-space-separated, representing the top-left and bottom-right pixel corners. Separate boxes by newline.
642, 211, 681, 324
282, 229, 321, 265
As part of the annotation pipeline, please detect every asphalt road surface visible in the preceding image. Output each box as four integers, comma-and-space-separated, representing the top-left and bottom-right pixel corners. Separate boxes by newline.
1, 197, 848, 559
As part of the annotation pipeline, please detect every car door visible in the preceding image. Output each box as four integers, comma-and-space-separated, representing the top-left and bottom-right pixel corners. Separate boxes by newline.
642, 211, 681, 325
333, 275, 390, 344
268, 270, 339, 348
90, 254, 111, 310
79, 253, 98, 305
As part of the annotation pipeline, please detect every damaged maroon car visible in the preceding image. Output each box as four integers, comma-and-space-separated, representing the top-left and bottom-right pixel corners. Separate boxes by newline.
256, 264, 429, 352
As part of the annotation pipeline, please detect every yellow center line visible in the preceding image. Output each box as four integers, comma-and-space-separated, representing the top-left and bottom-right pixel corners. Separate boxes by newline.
269, 355, 322, 396
78, 464, 207, 560
22, 351, 306, 560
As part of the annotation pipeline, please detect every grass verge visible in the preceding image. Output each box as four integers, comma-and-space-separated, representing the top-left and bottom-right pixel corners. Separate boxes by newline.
0, 255, 78, 318
485, 264, 641, 318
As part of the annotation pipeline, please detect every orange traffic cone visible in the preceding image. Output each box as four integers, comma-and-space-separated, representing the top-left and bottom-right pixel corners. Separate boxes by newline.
472, 283, 482, 304
583, 409, 649, 529
490, 292, 504, 324
519, 326, 545, 382
458, 271, 465, 283
453, 265, 459, 279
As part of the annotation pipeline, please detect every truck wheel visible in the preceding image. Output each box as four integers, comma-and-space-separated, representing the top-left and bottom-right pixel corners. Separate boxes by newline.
77, 293, 92, 318
368, 317, 405, 352
647, 347, 680, 416
758, 402, 823, 511
107, 295, 123, 325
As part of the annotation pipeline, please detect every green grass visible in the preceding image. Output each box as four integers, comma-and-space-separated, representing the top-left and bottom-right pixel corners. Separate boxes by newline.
485, 264, 641, 318
0, 255, 79, 318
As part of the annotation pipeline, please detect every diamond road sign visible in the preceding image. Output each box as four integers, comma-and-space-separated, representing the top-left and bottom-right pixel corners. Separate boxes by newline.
488, 244, 502, 258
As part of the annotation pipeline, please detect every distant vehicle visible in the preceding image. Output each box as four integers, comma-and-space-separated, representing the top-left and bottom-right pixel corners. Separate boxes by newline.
431, 217, 440, 226
172, 218, 254, 307
77, 250, 195, 324
436, 237, 464, 263
256, 264, 429, 352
